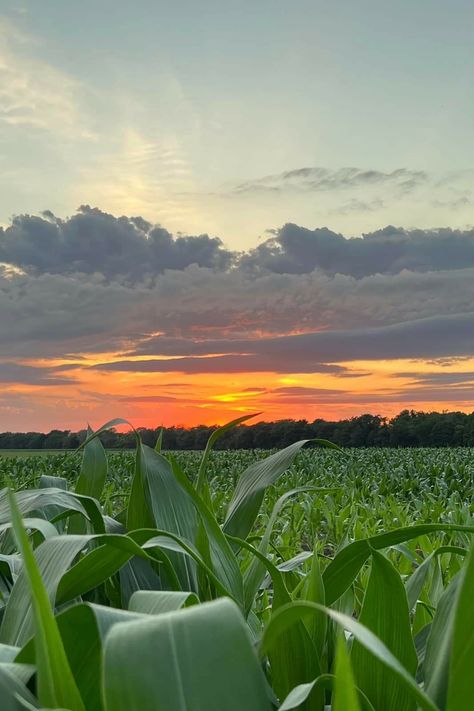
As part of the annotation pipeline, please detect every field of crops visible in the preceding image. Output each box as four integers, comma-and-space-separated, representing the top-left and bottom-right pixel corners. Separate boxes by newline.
0, 420, 473, 710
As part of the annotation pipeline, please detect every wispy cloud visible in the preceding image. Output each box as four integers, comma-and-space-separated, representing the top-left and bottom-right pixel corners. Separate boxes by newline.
231, 167, 428, 196
0, 17, 94, 140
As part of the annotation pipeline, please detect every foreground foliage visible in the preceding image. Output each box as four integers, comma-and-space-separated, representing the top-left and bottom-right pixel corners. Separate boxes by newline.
0, 418, 473, 710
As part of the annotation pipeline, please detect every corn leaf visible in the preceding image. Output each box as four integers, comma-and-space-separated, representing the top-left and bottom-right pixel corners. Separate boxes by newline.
350, 550, 417, 711
6, 491, 85, 711
260, 601, 437, 711
103, 598, 272, 711
128, 590, 198, 613
333, 636, 362, 711
224, 439, 340, 541
324, 523, 474, 605
447, 546, 474, 710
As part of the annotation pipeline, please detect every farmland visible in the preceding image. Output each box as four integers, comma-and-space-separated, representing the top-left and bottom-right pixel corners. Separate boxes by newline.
0, 424, 473, 710
1, 446, 473, 551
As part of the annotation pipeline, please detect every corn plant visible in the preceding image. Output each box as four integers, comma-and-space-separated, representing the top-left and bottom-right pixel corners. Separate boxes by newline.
0, 417, 472, 710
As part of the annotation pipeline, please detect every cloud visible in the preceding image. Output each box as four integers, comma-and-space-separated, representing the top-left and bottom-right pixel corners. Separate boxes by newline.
0, 206, 234, 280
118, 395, 178, 403
0, 17, 93, 140
0, 207, 473, 396
3, 208, 474, 283
0, 362, 71, 386
93, 312, 474, 374
91, 355, 347, 376
394, 371, 474, 386
265, 384, 474, 405
232, 167, 428, 196
241, 223, 474, 277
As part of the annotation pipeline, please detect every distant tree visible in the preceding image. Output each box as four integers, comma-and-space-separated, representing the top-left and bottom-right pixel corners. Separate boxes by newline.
0, 409, 473, 450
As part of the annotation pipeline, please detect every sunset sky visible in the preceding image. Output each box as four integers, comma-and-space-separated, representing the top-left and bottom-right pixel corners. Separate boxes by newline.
0, 1, 473, 431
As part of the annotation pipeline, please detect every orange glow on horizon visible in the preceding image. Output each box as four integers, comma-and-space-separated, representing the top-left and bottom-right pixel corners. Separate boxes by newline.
0, 352, 472, 432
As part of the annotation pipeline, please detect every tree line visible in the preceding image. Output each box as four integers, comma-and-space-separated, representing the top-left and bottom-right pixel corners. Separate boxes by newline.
1, 410, 474, 450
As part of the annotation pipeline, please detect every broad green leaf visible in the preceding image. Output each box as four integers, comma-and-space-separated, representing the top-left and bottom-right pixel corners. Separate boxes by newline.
0, 488, 97, 528
0, 663, 39, 710
301, 546, 327, 665
171, 459, 244, 606
279, 680, 322, 711
103, 598, 272, 711
154, 428, 163, 452
228, 534, 323, 710
260, 601, 437, 711
127, 444, 154, 531
130, 445, 198, 590
196, 413, 258, 496
406, 546, 466, 612
7, 491, 85, 711
70, 426, 108, 534
75, 418, 131, 451
119, 556, 162, 608
224, 439, 341, 541
0, 643, 20, 662
351, 551, 417, 711
323, 523, 474, 605
243, 487, 332, 614
279, 673, 373, 711
1, 534, 92, 645
0, 518, 58, 542
333, 636, 362, 711
142, 531, 234, 600
39, 475, 67, 490
424, 573, 461, 708
128, 590, 198, 613
447, 546, 474, 710
55, 531, 174, 605
1, 661, 35, 685
18, 602, 145, 711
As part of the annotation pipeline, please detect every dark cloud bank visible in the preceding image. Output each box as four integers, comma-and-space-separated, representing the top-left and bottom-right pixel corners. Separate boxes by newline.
3, 205, 474, 280
0, 205, 473, 391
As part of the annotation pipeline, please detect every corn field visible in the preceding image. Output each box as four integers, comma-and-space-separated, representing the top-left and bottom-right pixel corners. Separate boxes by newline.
0, 417, 473, 710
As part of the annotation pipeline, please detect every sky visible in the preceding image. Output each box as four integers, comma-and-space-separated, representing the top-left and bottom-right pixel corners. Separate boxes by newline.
0, 0, 473, 431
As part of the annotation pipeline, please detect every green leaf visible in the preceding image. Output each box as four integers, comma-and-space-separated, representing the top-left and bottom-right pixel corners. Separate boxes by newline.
154, 428, 163, 453
68, 427, 108, 535
74, 418, 131, 452
260, 601, 437, 711
0, 664, 39, 710
301, 546, 327, 666
323, 523, 474, 605
55, 532, 162, 605
333, 636, 362, 711
279, 680, 322, 711
171, 459, 244, 606
127, 444, 154, 531
224, 439, 341, 542
75, 426, 108, 500
128, 590, 198, 614
447, 546, 474, 710
1, 534, 92, 645
243, 487, 332, 614
103, 598, 272, 711
0, 488, 100, 529
18, 602, 145, 711
406, 546, 467, 612
130, 445, 198, 590
6, 490, 85, 711
350, 550, 417, 711
196, 414, 258, 496
119, 556, 163, 607
424, 572, 461, 708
